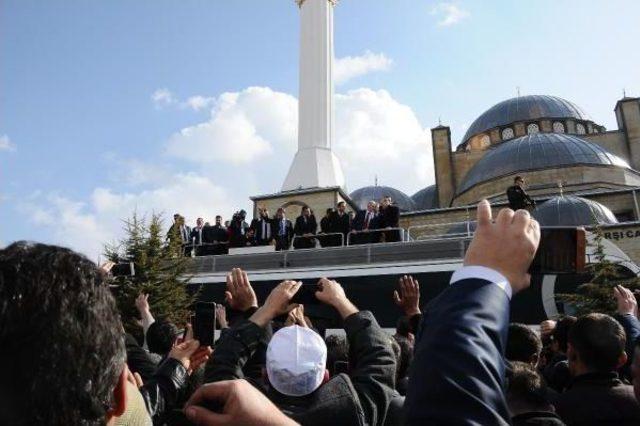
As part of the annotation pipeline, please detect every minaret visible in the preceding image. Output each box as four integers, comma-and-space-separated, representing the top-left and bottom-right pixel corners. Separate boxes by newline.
281, 0, 345, 191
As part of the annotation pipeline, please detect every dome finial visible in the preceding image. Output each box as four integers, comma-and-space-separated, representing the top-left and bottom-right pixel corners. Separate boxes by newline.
558, 181, 564, 197
374, 175, 378, 187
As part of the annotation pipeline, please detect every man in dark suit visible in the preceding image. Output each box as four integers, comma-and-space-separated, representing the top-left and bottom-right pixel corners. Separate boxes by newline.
203, 215, 228, 255
251, 206, 274, 246
351, 201, 379, 245
190, 217, 205, 245
329, 201, 350, 246
378, 196, 401, 242
293, 206, 317, 249
507, 175, 536, 211
273, 208, 293, 251
228, 210, 250, 248
405, 200, 541, 425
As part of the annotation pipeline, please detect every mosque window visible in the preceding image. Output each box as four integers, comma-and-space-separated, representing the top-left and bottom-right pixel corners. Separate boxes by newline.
552, 121, 565, 133
501, 127, 514, 140
479, 134, 491, 147
576, 123, 586, 134
527, 123, 540, 134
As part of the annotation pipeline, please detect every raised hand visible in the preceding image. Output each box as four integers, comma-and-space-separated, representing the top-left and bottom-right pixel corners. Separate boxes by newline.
464, 200, 541, 294
250, 280, 301, 327
225, 268, 258, 312
614, 285, 638, 317
315, 278, 358, 319
540, 320, 557, 338
135, 293, 150, 314
184, 379, 298, 426
393, 275, 421, 316
216, 304, 228, 329
169, 323, 213, 374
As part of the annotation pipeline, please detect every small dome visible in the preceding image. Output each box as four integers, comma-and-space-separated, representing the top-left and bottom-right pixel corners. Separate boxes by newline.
533, 195, 618, 226
411, 185, 438, 210
458, 133, 630, 194
462, 95, 591, 143
349, 186, 416, 211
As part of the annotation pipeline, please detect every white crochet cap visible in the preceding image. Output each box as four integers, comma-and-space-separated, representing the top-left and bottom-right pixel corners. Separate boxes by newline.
266, 325, 327, 396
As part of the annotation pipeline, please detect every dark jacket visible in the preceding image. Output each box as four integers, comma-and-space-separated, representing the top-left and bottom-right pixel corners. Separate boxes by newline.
507, 185, 535, 210
405, 278, 512, 425
272, 217, 294, 250
553, 371, 640, 425
378, 205, 399, 229
330, 211, 351, 237
293, 215, 317, 249
204, 311, 397, 426
512, 411, 566, 426
616, 313, 640, 380
190, 226, 204, 245
125, 334, 189, 425
353, 210, 379, 231
251, 217, 274, 245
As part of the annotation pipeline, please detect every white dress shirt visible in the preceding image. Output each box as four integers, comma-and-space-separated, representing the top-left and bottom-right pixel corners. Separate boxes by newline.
450, 265, 512, 300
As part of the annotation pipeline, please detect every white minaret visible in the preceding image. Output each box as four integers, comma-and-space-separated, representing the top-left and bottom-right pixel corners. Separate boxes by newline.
281, 0, 345, 191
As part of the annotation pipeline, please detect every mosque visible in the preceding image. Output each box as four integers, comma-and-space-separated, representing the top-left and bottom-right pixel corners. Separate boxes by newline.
250, 0, 640, 264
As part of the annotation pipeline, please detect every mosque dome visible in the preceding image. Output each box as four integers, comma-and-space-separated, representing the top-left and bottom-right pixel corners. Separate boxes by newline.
457, 133, 630, 195
462, 95, 593, 144
411, 185, 438, 211
349, 185, 416, 211
533, 195, 618, 226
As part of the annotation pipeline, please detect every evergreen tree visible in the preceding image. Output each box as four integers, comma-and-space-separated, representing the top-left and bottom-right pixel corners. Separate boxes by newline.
558, 225, 640, 316
106, 212, 195, 334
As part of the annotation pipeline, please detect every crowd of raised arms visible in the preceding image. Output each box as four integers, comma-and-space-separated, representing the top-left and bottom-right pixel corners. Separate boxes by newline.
3, 200, 640, 425
167, 196, 402, 256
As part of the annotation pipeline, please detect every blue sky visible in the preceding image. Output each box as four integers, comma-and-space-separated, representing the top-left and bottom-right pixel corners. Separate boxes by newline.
2, 0, 640, 259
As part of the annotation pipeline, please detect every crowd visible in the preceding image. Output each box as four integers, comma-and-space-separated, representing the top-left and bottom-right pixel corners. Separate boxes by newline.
166, 196, 402, 256
3, 200, 640, 425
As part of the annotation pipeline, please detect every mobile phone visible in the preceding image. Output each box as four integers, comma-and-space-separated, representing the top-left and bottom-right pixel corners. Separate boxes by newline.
529, 227, 586, 274
291, 283, 320, 305
193, 302, 216, 347
111, 262, 135, 277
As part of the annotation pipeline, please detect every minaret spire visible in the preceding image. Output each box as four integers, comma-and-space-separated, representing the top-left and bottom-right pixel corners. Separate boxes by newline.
282, 0, 345, 191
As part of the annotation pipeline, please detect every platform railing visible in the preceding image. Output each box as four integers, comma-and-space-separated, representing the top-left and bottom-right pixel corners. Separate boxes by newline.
345, 227, 407, 245
291, 232, 345, 249
407, 220, 475, 241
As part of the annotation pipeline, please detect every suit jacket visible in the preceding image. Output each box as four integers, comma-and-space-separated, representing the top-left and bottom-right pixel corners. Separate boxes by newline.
294, 215, 317, 236
330, 212, 351, 236
273, 218, 294, 244
320, 216, 332, 234
378, 205, 399, 229
405, 278, 511, 425
190, 226, 204, 245
251, 217, 274, 243
353, 210, 379, 231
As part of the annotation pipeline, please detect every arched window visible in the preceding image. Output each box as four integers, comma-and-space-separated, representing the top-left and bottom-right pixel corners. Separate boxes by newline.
576, 123, 586, 134
501, 127, 514, 140
527, 123, 540, 134
553, 121, 565, 133
479, 134, 491, 147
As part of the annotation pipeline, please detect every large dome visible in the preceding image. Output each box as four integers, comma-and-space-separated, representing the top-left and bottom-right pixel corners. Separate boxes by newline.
462, 95, 591, 143
349, 186, 416, 211
457, 133, 630, 194
533, 195, 618, 226
411, 185, 438, 211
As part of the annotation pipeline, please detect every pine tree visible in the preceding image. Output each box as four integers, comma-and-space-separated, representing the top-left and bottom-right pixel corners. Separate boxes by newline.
106, 212, 196, 334
558, 225, 640, 316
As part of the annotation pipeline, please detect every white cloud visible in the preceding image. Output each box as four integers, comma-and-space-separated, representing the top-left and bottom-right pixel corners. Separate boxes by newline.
334, 88, 434, 194
165, 87, 298, 164
151, 88, 177, 108
431, 3, 470, 27
182, 95, 216, 112
0, 134, 16, 152
334, 51, 393, 85
24, 173, 239, 259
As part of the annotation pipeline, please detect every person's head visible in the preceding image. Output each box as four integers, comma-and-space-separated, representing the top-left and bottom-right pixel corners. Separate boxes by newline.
337, 201, 346, 214
506, 323, 542, 367
224, 220, 230, 227
325, 334, 349, 376
393, 335, 414, 382
325, 208, 333, 218
552, 316, 577, 354
266, 325, 327, 396
367, 201, 377, 213
215, 215, 222, 226
506, 361, 553, 416
196, 217, 204, 227
380, 196, 392, 208
259, 206, 269, 219
633, 340, 640, 403
146, 319, 180, 357
514, 175, 524, 187
276, 207, 285, 219
0, 242, 128, 425
301, 206, 310, 217
567, 313, 627, 376
239, 210, 247, 220
173, 213, 180, 223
